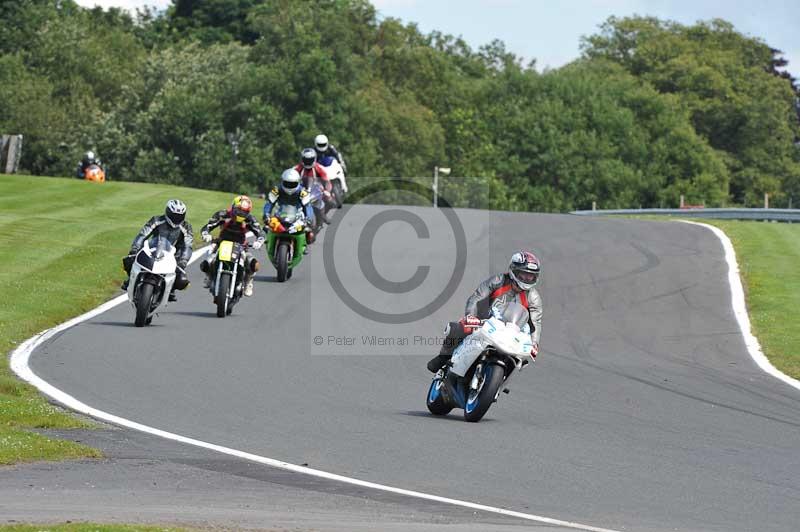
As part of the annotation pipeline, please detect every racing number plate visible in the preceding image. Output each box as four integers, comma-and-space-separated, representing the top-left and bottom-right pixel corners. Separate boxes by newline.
218, 240, 234, 262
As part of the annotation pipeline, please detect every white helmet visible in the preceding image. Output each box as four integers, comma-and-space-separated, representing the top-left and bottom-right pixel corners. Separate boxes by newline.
314, 134, 329, 153
165, 199, 187, 227
280, 168, 302, 196
85, 151, 96, 162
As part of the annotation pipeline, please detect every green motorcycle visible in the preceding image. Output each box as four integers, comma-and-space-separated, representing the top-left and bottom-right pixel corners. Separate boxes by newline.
265, 203, 308, 282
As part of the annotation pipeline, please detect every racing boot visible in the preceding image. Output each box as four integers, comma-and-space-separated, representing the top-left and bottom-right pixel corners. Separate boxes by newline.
120, 279, 129, 291
427, 320, 471, 372
168, 289, 178, 302
427, 353, 450, 373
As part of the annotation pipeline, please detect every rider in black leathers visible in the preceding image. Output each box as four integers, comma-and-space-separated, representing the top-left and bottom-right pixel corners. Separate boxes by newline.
121, 199, 193, 301
199, 195, 266, 297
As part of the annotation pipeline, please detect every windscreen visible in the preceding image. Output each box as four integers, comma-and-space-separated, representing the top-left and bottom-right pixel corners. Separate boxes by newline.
497, 301, 529, 329
147, 235, 174, 259
277, 203, 300, 223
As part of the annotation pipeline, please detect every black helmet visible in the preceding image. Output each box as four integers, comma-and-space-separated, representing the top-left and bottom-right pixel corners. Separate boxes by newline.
301, 147, 316, 169
165, 199, 187, 228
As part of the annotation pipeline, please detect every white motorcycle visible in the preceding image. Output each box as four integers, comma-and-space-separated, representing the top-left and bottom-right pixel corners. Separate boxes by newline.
426, 301, 534, 422
318, 155, 348, 208
127, 235, 180, 327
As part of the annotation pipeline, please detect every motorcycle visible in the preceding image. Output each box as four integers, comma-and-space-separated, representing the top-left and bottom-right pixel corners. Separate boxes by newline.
203, 239, 255, 317
426, 301, 534, 422
83, 164, 106, 183
127, 235, 180, 327
266, 203, 308, 282
318, 155, 348, 208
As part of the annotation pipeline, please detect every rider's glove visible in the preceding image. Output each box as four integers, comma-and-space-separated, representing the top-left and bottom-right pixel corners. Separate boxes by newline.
530, 343, 539, 359
201, 232, 212, 243
461, 315, 481, 325
252, 239, 264, 250
459, 315, 481, 332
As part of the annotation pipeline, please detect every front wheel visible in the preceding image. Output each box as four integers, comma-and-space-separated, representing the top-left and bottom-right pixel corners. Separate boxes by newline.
216, 274, 231, 318
426, 378, 452, 416
134, 282, 154, 327
463, 363, 505, 422
276, 241, 289, 282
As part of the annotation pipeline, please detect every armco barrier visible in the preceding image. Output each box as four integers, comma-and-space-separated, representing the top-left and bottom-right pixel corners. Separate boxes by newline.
571, 208, 800, 222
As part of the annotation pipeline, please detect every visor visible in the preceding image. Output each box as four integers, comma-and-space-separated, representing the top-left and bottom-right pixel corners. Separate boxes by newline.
514, 270, 539, 284
166, 211, 185, 227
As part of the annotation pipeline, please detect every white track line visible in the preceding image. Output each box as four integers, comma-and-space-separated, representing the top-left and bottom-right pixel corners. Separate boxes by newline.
680, 221, 800, 392
9, 250, 622, 532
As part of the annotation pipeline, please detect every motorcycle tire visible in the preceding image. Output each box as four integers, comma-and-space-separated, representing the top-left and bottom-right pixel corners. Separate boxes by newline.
463, 363, 505, 422
134, 282, 154, 327
333, 181, 344, 208
426, 377, 452, 416
216, 274, 231, 318
276, 241, 290, 282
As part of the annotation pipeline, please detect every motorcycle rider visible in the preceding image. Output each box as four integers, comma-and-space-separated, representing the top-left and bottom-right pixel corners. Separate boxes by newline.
75, 150, 104, 179
427, 251, 543, 373
263, 168, 316, 253
121, 199, 193, 302
296, 147, 333, 224
314, 134, 347, 174
199, 195, 265, 297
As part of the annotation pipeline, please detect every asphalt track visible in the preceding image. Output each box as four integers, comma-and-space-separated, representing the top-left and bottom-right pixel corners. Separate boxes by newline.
23, 206, 800, 531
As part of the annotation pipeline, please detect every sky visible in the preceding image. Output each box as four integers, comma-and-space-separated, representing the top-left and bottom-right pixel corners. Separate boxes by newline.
76, 0, 799, 78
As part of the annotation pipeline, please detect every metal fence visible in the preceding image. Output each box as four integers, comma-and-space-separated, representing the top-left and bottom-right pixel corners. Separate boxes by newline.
570, 208, 800, 222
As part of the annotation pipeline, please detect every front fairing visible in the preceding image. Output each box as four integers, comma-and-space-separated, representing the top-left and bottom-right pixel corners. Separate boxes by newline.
449, 317, 532, 377
482, 317, 532, 358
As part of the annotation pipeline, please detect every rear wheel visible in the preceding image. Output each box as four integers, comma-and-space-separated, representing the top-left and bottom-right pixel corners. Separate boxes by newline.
463, 363, 505, 422
216, 274, 230, 318
134, 283, 154, 327
276, 241, 289, 282
426, 377, 452, 416
333, 181, 344, 208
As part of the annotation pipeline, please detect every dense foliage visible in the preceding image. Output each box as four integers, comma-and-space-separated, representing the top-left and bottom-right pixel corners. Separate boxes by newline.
1, 1, 798, 209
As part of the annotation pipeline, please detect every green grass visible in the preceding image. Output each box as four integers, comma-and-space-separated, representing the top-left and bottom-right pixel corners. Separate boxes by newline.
0, 173, 260, 464
701, 220, 800, 379
0, 525, 189, 532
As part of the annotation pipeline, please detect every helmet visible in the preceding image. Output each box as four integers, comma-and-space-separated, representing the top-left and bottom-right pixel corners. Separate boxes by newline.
314, 134, 329, 153
165, 199, 187, 228
231, 195, 253, 222
85, 151, 96, 163
280, 168, 302, 195
301, 147, 316, 169
508, 251, 541, 290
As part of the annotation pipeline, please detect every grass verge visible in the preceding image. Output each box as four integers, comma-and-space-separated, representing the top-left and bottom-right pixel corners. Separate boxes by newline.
1, 173, 261, 464
700, 220, 800, 379
615, 215, 800, 379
